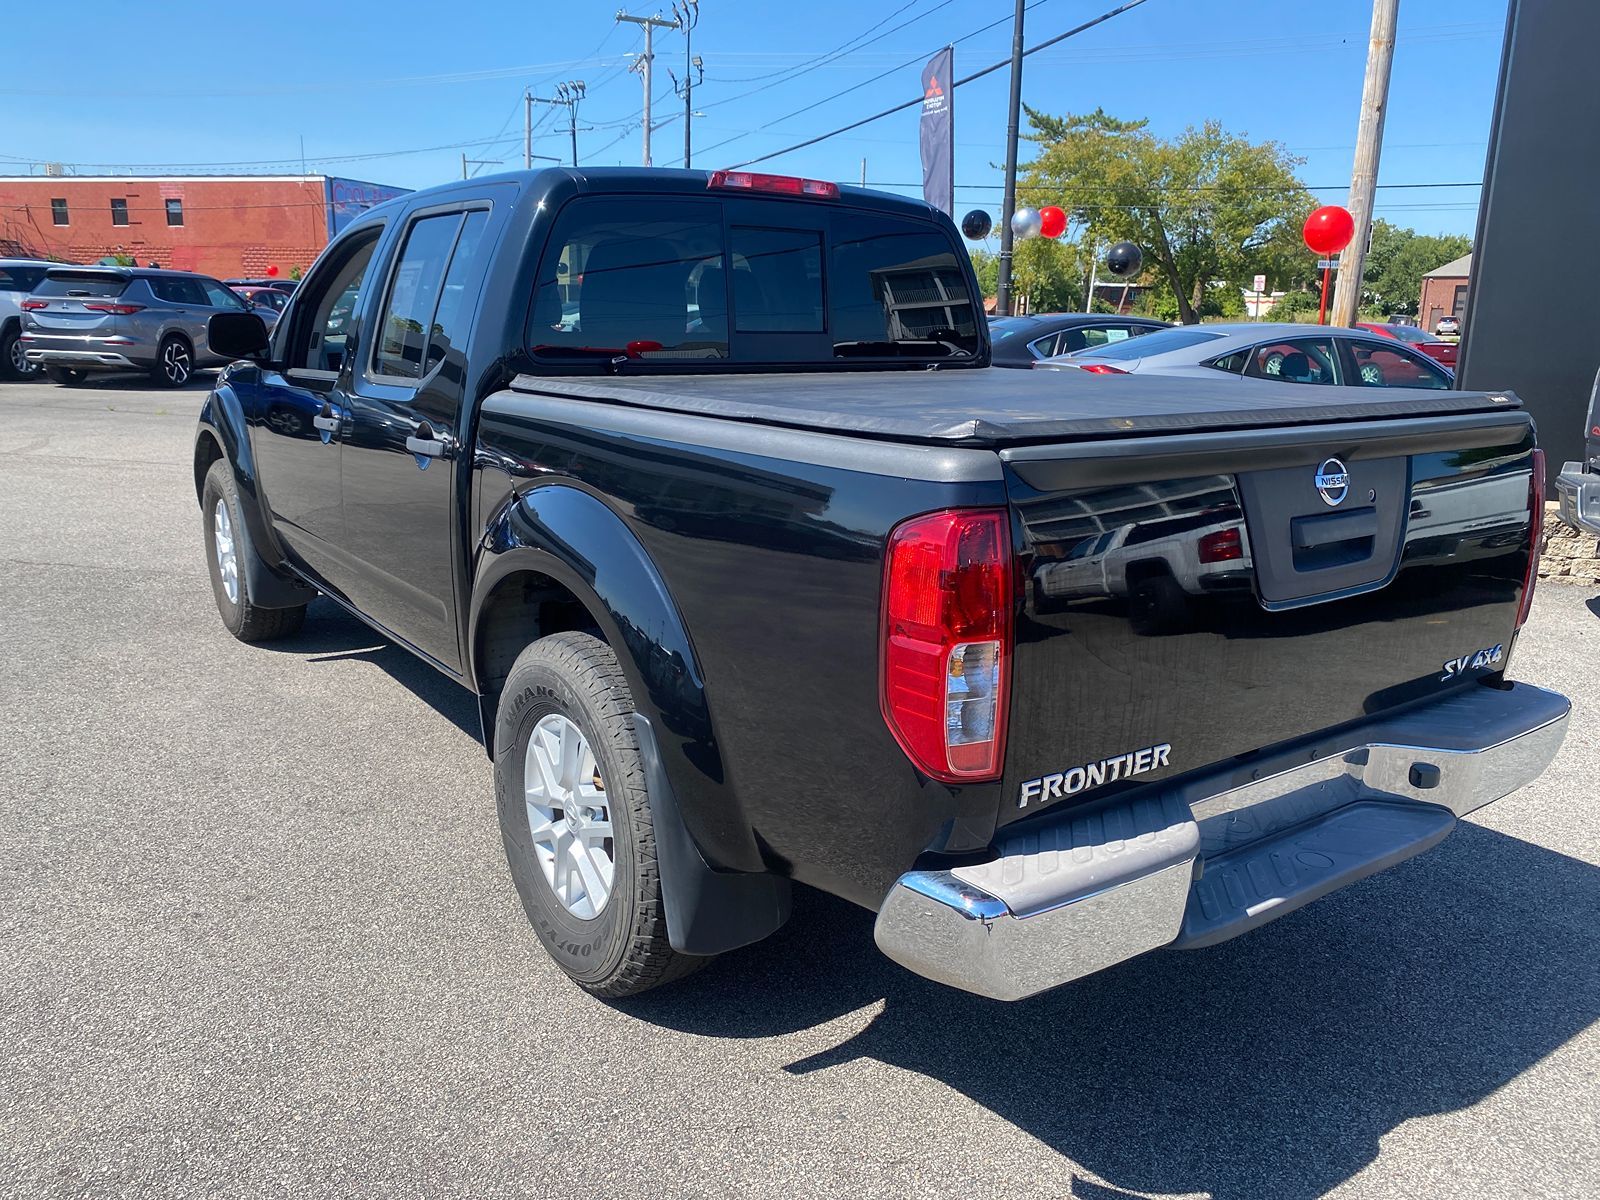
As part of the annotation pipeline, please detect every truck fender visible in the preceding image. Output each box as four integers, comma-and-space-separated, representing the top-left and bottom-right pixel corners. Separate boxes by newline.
472, 484, 787, 954
194, 374, 317, 610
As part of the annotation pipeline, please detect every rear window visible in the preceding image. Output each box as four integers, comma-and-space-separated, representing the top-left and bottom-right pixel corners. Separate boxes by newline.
988, 317, 1039, 342
1076, 327, 1223, 361
1377, 324, 1435, 346
0, 265, 47, 292
527, 197, 978, 366
35, 272, 129, 299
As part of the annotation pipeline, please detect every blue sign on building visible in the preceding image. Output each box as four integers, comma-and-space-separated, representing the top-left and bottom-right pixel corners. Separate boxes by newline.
325, 176, 410, 237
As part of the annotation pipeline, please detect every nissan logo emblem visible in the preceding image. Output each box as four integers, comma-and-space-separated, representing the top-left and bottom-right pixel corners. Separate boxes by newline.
1315, 457, 1350, 507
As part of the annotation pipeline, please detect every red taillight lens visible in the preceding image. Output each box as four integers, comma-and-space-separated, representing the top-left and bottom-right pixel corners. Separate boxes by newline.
1077, 363, 1127, 375
881, 509, 1012, 781
1198, 526, 1244, 564
83, 303, 144, 315
707, 169, 840, 199
1517, 448, 1546, 628
20, 299, 46, 310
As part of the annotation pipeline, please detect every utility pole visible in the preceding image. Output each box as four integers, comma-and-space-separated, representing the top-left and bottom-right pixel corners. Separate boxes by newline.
462, 153, 500, 179
994, 0, 1026, 317
532, 81, 587, 167
617, 9, 681, 167
669, 1, 701, 167
524, 91, 532, 169
1331, 0, 1399, 328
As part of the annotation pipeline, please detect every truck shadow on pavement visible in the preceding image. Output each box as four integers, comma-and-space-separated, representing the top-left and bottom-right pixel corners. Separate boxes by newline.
622, 825, 1599, 1200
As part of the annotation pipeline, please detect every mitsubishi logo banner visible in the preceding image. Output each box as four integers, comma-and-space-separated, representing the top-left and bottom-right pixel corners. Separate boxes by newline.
920, 47, 954, 216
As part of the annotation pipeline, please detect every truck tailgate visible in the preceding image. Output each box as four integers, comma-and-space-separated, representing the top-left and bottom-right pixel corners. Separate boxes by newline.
1000, 408, 1538, 822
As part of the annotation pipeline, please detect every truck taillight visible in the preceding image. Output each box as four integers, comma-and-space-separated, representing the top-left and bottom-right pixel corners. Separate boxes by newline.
881, 509, 1012, 782
1198, 527, 1243, 564
1517, 448, 1546, 628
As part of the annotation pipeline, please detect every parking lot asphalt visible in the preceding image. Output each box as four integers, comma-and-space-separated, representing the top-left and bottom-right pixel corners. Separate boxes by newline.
1, 375, 1596, 1200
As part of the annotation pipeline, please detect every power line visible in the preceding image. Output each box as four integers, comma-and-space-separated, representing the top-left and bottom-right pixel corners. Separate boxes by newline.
718, 0, 1153, 170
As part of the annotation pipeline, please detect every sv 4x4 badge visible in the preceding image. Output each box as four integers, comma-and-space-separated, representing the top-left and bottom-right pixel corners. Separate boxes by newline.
1441, 643, 1504, 682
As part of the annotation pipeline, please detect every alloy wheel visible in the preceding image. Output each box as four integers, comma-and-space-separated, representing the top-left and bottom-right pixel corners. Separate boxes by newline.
524, 713, 615, 919
163, 341, 192, 385
213, 498, 239, 604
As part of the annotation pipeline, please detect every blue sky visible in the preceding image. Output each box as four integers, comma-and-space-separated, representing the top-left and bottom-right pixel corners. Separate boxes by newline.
8, 0, 1506, 238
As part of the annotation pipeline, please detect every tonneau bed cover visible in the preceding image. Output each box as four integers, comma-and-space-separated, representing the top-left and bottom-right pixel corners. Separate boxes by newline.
509, 368, 1521, 447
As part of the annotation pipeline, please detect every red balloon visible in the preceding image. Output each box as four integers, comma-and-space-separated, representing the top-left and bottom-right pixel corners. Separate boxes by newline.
1038, 205, 1067, 239
265, 264, 280, 277
1302, 206, 1355, 255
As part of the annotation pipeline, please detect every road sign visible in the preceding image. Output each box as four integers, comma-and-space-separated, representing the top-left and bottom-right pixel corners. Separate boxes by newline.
1317, 258, 1339, 270
1252, 274, 1267, 293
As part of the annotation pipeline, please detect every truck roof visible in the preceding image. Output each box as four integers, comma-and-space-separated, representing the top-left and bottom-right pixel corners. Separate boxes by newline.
508, 369, 1523, 446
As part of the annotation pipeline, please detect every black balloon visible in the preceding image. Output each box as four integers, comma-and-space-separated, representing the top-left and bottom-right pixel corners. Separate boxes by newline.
961, 209, 993, 239
1105, 241, 1143, 277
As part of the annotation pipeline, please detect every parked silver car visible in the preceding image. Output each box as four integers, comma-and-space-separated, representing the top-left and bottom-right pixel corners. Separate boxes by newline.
1034, 322, 1456, 390
22, 266, 251, 387
0, 258, 54, 380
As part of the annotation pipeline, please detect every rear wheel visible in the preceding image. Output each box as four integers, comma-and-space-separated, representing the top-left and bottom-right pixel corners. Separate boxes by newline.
153, 335, 193, 388
495, 632, 704, 998
1, 326, 39, 381
201, 459, 307, 642
1129, 571, 1191, 636
45, 366, 88, 386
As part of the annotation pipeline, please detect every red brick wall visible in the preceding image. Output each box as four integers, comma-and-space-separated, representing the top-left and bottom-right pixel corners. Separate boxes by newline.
0, 176, 331, 278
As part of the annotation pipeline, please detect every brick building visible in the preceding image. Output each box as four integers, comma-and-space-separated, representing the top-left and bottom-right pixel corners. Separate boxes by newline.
1419, 252, 1471, 335
0, 174, 407, 278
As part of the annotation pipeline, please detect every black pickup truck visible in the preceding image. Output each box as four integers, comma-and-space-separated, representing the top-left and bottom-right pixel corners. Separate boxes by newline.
193, 167, 1569, 1001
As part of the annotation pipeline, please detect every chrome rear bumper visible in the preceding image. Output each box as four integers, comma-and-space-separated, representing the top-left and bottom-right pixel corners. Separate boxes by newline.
1555, 461, 1600, 535
874, 681, 1569, 1001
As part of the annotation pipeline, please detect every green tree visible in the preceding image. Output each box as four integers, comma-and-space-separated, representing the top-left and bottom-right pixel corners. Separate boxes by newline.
968, 240, 1085, 312
1021, 107, 1317, 324
1361, 219, 1470, 317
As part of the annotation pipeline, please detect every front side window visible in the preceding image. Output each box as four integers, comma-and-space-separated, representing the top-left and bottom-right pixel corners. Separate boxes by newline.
287, 228, 380, 373
200, 278, 247, 310
111, 198, 128, 226
1347, 341, 1448, 390
50, 198, 68, 226
165, 199, 184, 227
372, 212, 465, 379
1244, 338, 1339, 385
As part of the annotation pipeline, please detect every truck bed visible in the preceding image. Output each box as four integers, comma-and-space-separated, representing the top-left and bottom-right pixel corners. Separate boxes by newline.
509, 369, 1520, 446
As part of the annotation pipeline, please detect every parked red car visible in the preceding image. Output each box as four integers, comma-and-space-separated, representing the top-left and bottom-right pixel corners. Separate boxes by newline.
1356, 322, 1457, 369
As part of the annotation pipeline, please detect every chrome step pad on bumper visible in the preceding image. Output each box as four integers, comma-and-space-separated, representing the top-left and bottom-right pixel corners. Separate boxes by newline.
874, 681, 1570, 1002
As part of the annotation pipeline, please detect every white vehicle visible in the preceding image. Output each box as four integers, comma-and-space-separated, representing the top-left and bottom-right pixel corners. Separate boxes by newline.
0, 259, 53, 380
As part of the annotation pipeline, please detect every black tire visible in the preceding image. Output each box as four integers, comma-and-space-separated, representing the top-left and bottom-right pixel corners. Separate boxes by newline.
45, 366, 89, 386
152, 335, 194, 388
200, 459, 307, 642
495, 632, 704, 998
1, 325, 39, 381
1129, 571, 1191, 636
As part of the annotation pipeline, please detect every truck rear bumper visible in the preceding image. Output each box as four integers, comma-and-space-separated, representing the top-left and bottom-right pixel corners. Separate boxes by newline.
873, 681, 1569, 1001
1555, 461, 1600, 535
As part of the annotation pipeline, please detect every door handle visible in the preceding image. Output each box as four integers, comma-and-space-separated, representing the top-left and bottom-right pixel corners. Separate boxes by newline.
312, 401, 339, 437
405, 421, 454, 460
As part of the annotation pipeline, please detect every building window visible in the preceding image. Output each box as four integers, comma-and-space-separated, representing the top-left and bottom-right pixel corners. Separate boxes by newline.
50, 198, 68, 226
1452, 284, 1468, 318
165, 198, 184, 227
111, 198, 129, 226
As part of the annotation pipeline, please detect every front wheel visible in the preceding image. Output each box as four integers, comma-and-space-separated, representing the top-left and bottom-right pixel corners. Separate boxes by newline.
201, 459, 307, 642
495, 632, 705, 998
1, 326, 39, 381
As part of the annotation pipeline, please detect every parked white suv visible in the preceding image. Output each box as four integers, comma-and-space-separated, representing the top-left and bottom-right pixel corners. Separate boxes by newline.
0, 259, 53, 380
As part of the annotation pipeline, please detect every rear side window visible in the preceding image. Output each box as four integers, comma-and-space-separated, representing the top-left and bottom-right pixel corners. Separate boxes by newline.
0, 266, 47, 292
150, 277, 208, 305
36, 272, 129, 299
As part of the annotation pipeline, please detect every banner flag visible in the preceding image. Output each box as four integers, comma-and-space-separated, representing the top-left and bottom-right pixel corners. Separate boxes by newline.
919, 47, 954, 215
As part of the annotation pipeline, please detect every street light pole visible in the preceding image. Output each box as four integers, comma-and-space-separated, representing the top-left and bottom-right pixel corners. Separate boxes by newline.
524, 90, 532, 170
1331, 0, 1399, 328
994, 0, 1026, 317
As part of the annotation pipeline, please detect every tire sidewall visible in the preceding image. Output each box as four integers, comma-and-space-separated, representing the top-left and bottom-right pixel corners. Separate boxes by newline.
201, 462, 247, 635
494, 648, 640, 986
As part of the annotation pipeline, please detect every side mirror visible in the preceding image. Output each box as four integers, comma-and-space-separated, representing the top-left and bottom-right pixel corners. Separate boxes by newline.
209, 311, 270, 361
